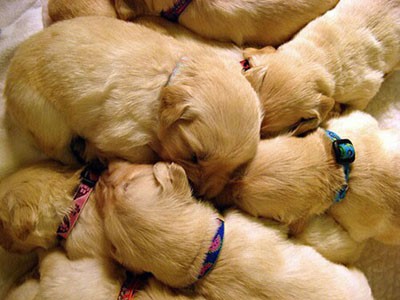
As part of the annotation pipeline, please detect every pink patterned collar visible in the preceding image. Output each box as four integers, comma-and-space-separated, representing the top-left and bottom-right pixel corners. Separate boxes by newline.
56, 163, 103, 239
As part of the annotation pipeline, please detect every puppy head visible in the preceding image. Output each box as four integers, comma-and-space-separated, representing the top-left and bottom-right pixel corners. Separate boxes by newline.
243, 47, 335, 137
96, 161, 195, 274
156, 56, 262, 199
0, 162, 75, 253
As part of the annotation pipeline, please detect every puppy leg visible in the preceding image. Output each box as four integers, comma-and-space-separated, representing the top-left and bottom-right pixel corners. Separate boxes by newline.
294, 214, 365, 265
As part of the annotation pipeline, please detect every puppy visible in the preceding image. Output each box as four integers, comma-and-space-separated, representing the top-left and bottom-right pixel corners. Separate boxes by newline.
0, 161, 110, 260
115, 0, 338, 46
96, 160, 373, 299
217, 111, 400, 247
35, 248, 201, 300
4, 16, 261, 199
243, 0, 400, 136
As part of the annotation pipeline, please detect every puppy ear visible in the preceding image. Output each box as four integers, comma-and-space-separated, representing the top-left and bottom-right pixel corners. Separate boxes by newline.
292, 96, 335, 136
153, 162, 190, 195
115, 0, 147, 20
243, 46, 276, 60
159, 85, 196, 130
243, 46, 276, 67
10, 203, 38, 241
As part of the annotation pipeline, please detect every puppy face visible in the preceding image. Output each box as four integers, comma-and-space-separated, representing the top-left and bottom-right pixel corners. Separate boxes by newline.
244, 47, 334, 137
0, 163, 75, 253
96, 161, 193, 274
156, 58, 262, 199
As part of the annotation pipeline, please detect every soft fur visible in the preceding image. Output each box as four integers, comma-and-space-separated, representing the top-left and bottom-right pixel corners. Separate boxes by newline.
96, 160, 372, 299
0, 161, 110, 260
4, 16, 261, 199
35, 248, 200, 300
47, 0, 117, 24
115, 0, 338, 46
217, 111, 400, 247
244, 0, 400, 137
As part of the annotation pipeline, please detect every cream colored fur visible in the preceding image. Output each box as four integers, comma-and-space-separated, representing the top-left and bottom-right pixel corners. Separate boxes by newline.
218, 111, 400, 252
4, 16, 261, 199
244, 0, 400, 136
293, 214, 366, 265
47, 0, 117, 24
115, 0, 338, 46
0, 161, 111, 260
35, 248, 205, 300
97, 160, 372, 299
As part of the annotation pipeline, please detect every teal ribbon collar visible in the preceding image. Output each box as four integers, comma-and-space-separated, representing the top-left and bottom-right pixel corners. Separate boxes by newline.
325, 130, 356, 202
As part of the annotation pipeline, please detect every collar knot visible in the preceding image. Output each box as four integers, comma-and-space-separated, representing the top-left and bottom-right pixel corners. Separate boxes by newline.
325, 130, 356, 203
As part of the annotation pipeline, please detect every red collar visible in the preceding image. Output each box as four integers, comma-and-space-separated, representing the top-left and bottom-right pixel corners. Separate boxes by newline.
161, 0, 192, 22
56, 163, 104, 239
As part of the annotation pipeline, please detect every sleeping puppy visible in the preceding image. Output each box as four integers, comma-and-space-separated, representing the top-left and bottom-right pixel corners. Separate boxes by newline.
35, 248, 202, 300
4, 16, 261, 199
243, 0, 400, 137
96, 160, 373, 300
0, 161, 110, 260
115, 0, 338, 46
217, 111, 400, 247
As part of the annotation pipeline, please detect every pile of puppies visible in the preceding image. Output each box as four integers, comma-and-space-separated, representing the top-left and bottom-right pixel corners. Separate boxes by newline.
1, 0, 400, 299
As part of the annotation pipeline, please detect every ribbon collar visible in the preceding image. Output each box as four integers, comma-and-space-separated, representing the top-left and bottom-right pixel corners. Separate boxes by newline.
197, 217, 224, 280
161, 0, 192, 22
325, 130, 356, 202
56, 162, 104, 239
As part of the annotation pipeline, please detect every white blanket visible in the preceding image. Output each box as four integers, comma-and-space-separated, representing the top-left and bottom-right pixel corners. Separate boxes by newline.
0, 1, 399, 299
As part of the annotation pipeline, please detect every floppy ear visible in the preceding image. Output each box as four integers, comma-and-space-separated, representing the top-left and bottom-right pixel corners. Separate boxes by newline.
243, 46, 276, 60
159, 85, 196, 130
291, 96, 335, 136
153, 162, 190, 195
114, 0, 147, 20
10, 202, 38, 241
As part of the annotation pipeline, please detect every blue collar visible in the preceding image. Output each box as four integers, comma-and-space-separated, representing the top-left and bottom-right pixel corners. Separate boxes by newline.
161, 0, 192, 22
325, 130, 356, 203
197, 217, 224, 280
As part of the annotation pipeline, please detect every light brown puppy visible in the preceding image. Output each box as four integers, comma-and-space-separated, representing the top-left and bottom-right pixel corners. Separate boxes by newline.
4, 16, 261, 199
96, 160, 373, 299
217, 111, 400, 247
47, 0, 117, 24
115, 0, 338, 46
35, 248, 202, 300
0, 161, 110, 260
244, 0, 400, 137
